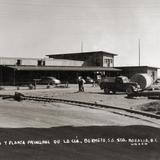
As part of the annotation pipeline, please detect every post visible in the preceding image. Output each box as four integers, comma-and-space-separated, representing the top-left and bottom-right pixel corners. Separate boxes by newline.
0, 66, 2, 86
138, 39, 141, 66
13, 68, 16, 86
81, 41, 83, 53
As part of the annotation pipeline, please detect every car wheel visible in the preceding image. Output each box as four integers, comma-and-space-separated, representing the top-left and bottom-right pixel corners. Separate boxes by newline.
50, 82, 53, 85
126, 86, 134, 95
112, 90, 116, 94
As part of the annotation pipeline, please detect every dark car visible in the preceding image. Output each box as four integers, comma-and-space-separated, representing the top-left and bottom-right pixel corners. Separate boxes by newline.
100, 76, 140, 94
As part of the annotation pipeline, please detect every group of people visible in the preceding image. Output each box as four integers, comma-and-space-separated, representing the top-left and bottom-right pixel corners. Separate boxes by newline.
77, 76, 98, 92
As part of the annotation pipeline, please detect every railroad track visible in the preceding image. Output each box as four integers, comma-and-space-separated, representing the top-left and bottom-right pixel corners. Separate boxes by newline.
1, 92, 160, 122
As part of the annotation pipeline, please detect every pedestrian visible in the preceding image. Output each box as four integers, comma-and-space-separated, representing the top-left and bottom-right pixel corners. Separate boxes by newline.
65, 81, 69, 88
81, 78, 85, 92
77, 76, 85, 92
78, 76, 82, 92
33, 80, 37, 89
92, 80, 96, 87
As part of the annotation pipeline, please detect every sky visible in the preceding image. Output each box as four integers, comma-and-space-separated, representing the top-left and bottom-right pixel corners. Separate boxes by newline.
0, 0, 160, 67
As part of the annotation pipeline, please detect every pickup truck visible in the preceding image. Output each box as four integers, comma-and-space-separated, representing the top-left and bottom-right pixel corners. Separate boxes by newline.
100, 76, 140, 94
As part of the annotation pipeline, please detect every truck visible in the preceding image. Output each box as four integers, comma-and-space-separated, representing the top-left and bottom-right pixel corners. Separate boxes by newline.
99, 76, 140, 94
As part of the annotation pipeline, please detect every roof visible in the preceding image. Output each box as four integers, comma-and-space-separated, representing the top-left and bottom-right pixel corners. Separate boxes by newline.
6, 65, 121, 72
46, 51, 118, 57
116, 66, 160, 69
0, 57, 41, 60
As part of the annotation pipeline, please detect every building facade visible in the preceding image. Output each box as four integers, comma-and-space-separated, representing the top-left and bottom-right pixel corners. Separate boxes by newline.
0, 51, 159, 85
46, 51, 117, 67
0, 51, 120, 85
117, 66, 158, 81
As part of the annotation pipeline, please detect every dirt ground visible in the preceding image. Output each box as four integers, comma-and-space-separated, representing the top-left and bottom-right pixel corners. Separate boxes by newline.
0, 99, 159, 128
1, 84, 159, 110
0, 84, 160, 159
0, 100, 159, 160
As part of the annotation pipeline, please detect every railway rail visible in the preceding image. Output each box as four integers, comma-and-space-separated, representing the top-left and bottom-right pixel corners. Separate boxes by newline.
1, 92, 160, 122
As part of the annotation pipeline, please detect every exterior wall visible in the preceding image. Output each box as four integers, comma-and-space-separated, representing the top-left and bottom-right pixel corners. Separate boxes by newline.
21, 59, 38, 66
147, 69, 157, 81
47, 52, 115, 67
102, 54, 114, 67
0, 57, 39, 66
0, 66, 15, 85
0, 57, 84, 67
118, 67, 158, 81
83, 54, 101, 66
0, 52, 115, 67
0, 58, 17, 65
120, 68, 147, 79
83, 53, 114, 67
45, 58, 84, 66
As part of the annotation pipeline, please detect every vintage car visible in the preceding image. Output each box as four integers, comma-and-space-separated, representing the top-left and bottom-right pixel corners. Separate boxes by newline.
38, 77, 61, 85
100, 76, 140, 94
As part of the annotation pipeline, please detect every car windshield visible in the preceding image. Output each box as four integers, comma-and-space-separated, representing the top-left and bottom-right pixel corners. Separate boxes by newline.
42, 77, 57, 80
49, 77, 56, 80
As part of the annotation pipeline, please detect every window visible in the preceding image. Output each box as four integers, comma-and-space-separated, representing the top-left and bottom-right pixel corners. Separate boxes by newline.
104, 59, 113, 67
16, 59, 22, 66
42, 61, 45, 66
152, 71, 155, 80
37, 60, 42, 66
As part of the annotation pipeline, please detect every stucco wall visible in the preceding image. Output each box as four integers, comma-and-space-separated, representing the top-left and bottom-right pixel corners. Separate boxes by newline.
45, 59, 84, 66
21, 59, 38, 66
0, 58, 17, 65
147, 69, 157, 81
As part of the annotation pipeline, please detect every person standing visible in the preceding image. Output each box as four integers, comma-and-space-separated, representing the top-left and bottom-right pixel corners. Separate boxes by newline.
77, 76, 85, 92
78, 76, 82, 92
81, 77, 85, 92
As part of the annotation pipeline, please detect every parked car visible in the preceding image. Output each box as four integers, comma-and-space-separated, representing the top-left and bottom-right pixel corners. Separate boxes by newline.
147, 78, 160, 90
39, 77, 61, 85
155, 78, 160, 84
85, 76, 94, 84
100, 76, 140, 94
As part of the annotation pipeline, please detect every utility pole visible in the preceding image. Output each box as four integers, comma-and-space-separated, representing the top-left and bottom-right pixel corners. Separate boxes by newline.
138, 39, 141, 66
81, 41, 83, 53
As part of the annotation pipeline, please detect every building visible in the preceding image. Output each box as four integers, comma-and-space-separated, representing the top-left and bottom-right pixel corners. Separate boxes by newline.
117, 66, 159, 81
0, 51, 121, 85
46, 51, 117, 67
0, 51, 159, 85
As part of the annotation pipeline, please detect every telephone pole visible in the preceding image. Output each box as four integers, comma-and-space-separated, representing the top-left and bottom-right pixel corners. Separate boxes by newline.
138, 39, 141, 66
81, 41, 83, 53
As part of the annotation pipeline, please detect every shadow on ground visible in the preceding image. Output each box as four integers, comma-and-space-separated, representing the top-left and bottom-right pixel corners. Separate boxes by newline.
0, 125, 159, 160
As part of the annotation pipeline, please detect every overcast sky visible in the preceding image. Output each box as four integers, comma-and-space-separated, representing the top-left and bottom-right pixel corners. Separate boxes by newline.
0, 0, 160, 67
